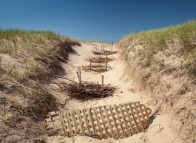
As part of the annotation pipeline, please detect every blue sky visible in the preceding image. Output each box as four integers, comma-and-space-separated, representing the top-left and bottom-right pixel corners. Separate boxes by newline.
0, 0, 196, 42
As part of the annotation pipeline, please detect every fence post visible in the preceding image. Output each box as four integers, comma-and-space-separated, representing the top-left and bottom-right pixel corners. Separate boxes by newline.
76, 72, 80, 84
105, 60, 108, 71
77, 71, 81, 84
79, 70, 81, 84
101, 75, 104, 86
90, 61, 91, 70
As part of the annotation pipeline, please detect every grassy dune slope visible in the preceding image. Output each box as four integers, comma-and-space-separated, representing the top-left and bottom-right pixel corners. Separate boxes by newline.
0, 29, 80, 142
0, 30, 80, 81
118, 21, 196, 142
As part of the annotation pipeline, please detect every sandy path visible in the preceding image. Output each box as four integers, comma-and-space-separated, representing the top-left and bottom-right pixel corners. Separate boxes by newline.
46, 43, 183, 143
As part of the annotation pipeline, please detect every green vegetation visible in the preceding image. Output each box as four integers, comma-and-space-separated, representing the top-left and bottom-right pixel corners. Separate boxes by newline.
0, 29, 81, 142
0, 29, 80, 119
0, 29, 80, 81
118, 20, 196, 142
119, 20, 196, 77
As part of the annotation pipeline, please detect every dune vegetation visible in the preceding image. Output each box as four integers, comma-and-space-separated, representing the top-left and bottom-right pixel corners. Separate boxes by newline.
119, 20, 196, 77
0, 21, 195, 142
118, 20, 196, 142
0, 30, 80, 81
0, 29, 80, 142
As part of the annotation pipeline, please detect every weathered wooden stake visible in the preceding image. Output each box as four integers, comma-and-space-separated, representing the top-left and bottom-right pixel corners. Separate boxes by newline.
77, 71, 81, 84
101, 75, 104, 86
76, 72, 80, 83
105, 60, 108, 71
90, 61, 91, 70
79, 70, 81, 84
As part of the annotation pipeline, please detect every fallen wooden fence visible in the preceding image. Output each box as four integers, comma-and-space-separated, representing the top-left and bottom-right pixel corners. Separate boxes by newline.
46, 102, 152, 139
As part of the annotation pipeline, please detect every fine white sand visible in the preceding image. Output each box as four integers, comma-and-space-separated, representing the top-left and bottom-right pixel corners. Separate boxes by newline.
46, 42, 183, 143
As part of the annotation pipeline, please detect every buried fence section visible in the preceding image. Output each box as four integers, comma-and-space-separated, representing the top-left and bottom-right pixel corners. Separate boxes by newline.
46, 102, 152, 139
83, 60, 111, 72
84, 55, 118, 72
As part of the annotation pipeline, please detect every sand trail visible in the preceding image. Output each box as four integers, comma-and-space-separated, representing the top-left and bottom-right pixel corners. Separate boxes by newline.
46, 43, 182, 143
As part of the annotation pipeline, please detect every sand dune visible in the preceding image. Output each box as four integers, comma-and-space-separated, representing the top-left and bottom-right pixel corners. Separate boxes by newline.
46, 42, 182, 143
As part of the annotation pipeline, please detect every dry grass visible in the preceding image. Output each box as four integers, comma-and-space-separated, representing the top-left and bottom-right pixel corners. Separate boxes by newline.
0, 29, 80, 142
118, 20, 196, 142
119, 20, 196, 77
0, 29, 80, 82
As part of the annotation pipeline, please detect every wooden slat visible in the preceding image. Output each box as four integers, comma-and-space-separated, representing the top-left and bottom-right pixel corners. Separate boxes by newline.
113, 105, 125, 138
118, 104, 130, 137
128, 102, 141, 133
64, 111, 72, 136
59, 112, 66, 135
82, 109, 90, 134
104, 105, 118, 139
94, 107, 104, 138
71, 110, 79, 134
76, 109, 83, 134
98, 106, 108, 138
124, 104, 135, 135
134, 102, 145, 132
